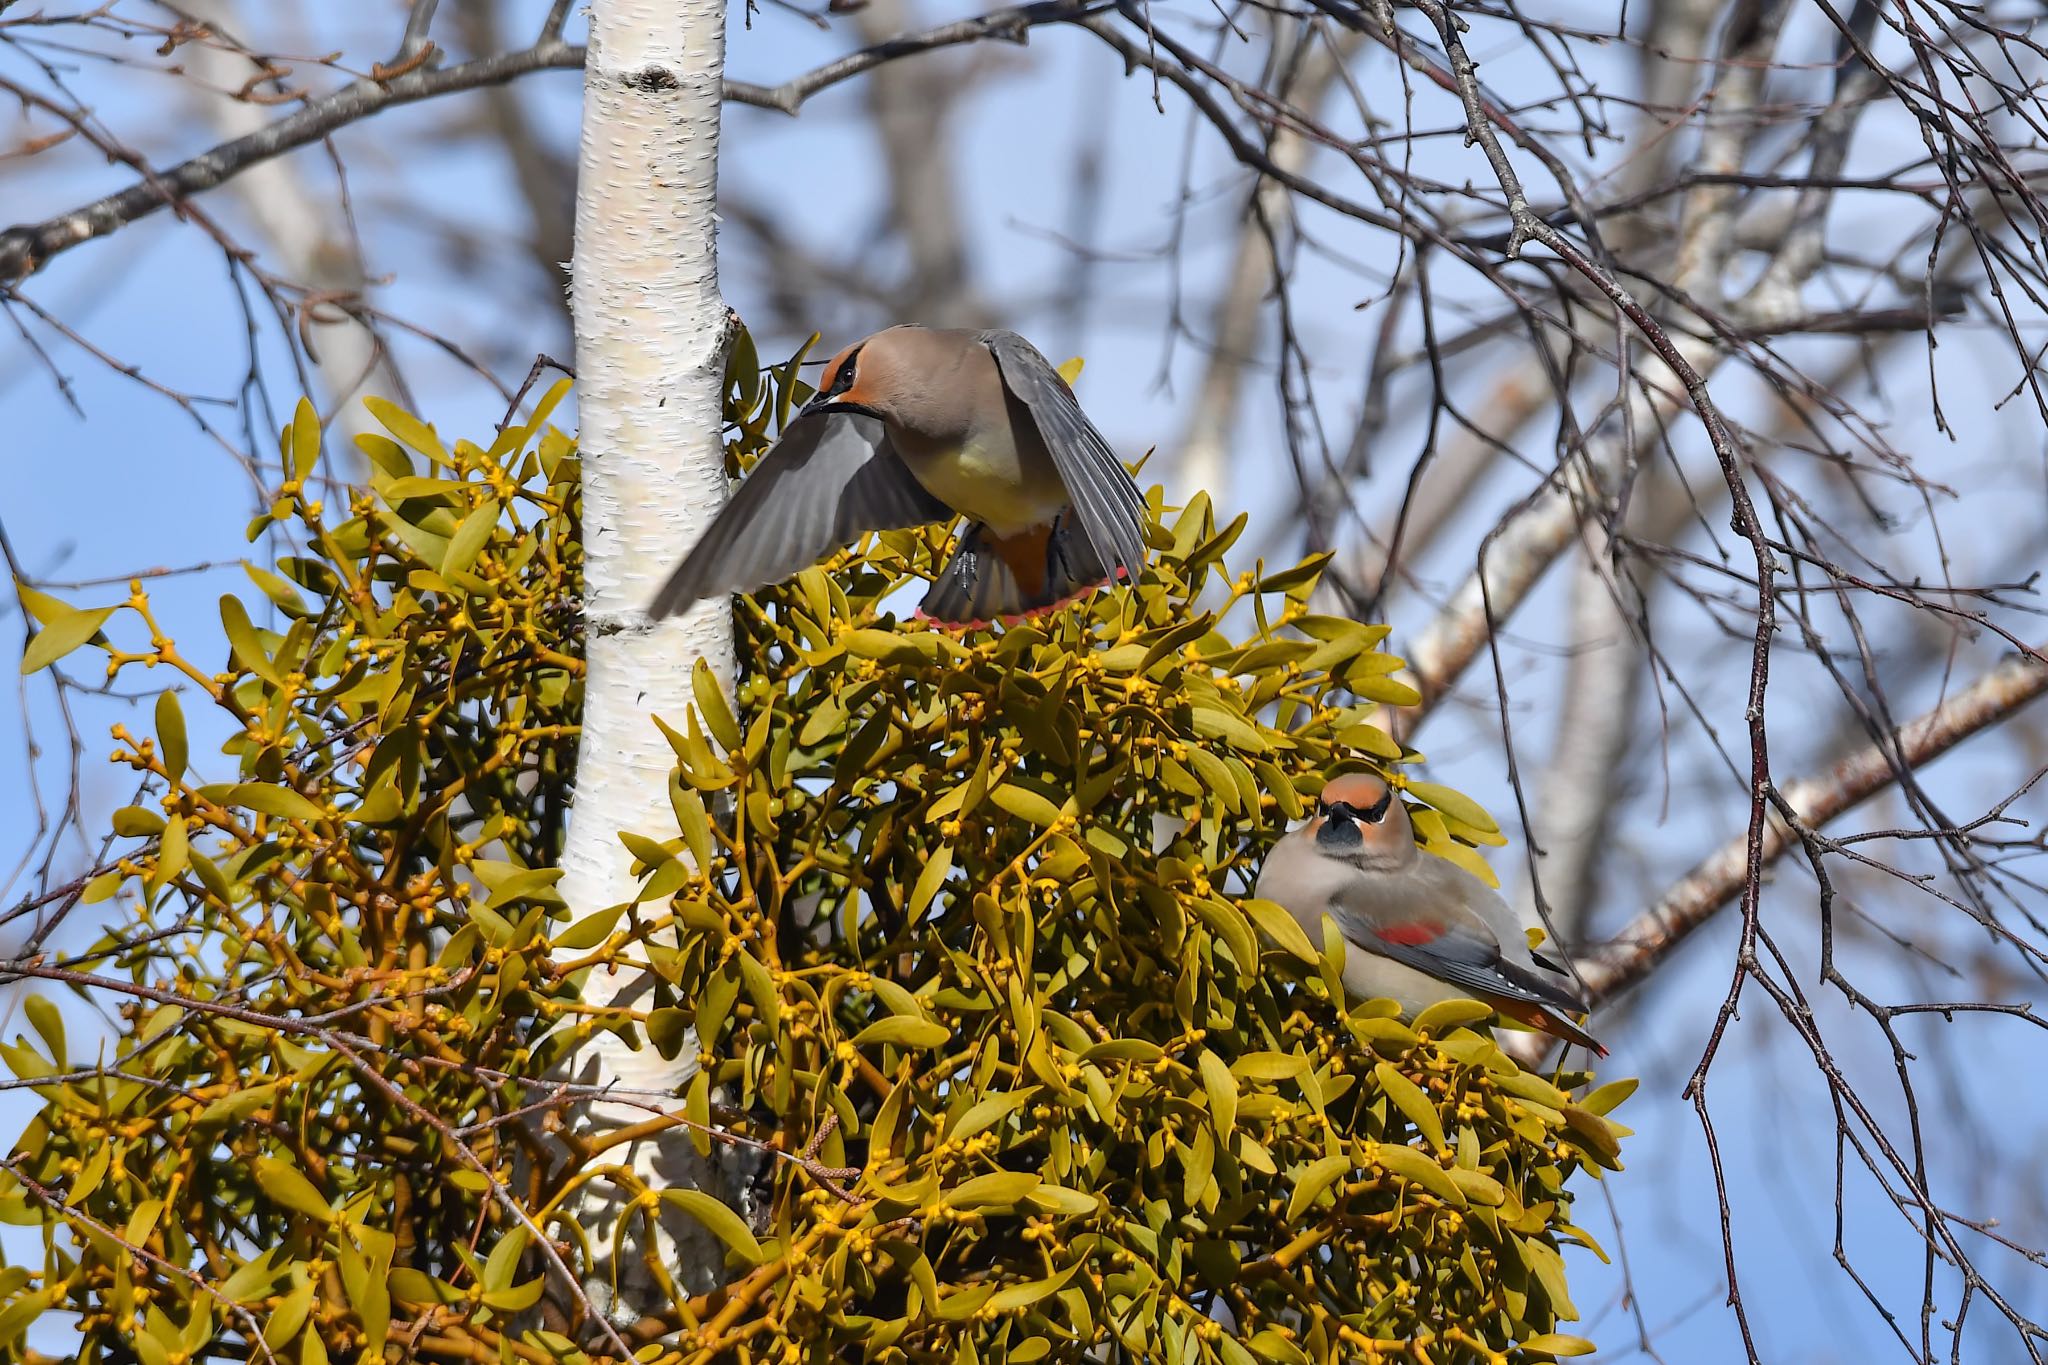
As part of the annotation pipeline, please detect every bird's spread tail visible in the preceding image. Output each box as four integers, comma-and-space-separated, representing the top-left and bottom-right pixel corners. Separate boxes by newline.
919, 515, 1118, 627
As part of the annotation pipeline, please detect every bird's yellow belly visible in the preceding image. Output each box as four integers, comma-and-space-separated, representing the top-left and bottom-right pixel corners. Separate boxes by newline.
901, 438, 1066, 536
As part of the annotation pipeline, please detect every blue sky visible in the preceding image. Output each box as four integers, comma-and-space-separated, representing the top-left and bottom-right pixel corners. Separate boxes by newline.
4, 1, 2048, 1358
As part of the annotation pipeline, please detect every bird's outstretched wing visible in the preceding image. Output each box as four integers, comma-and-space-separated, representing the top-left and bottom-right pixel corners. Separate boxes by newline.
976, 330, 1148, 583
649, 410, 951, 618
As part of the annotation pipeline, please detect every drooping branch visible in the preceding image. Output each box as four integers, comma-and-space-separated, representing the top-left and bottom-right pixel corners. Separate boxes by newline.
1580, 645, 2048, 1005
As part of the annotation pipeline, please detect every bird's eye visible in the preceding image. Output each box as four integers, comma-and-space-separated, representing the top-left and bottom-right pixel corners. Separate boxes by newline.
822, 351, 860, 400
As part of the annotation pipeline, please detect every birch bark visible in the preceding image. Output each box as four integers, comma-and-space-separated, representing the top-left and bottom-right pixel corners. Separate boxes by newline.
557, 0, 741, 1319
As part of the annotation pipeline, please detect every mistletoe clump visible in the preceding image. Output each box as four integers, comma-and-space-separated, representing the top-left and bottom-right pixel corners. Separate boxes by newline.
0, 334, 1627, 1365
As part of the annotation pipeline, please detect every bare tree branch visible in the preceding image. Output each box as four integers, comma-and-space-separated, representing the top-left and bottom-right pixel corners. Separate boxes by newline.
0, 0, 1117, 294
724, 0, 1111, 115
1392, 0, 1794, 725
1581, 645, 2048, 1004
0, 35, 583, 286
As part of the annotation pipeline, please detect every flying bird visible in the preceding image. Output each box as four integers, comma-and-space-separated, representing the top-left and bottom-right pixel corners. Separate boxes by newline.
648, 326, 1148, 626
1255, 772, 1605, 1055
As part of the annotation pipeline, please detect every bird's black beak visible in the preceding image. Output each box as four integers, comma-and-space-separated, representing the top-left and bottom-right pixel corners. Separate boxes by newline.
805, 397, 882, 420
1315, 808, 1363, 850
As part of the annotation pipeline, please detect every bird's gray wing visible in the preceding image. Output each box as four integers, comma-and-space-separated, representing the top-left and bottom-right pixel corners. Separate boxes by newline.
1346, 917, 1590, 1014
1333, 872, 1588, 1014
648, 410, 951, 618
976, 330, 1148, 583
1419, 857, 1579, 980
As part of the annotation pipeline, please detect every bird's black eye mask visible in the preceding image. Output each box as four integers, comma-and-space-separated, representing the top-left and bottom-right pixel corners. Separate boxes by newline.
807, 348, 864, 410
1315, 788, 1394, 825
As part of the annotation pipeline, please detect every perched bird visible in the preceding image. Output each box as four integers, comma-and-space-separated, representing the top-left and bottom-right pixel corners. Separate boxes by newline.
648, 326, 1148, 626
1254, 772, 1605, 1056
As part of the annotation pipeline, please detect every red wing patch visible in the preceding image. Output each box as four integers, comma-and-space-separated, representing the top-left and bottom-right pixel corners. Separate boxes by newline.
1375, 923, 1442, 947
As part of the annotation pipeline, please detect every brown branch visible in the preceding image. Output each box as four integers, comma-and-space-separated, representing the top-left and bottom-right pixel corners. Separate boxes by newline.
0, 37, 583, 285
0, 0, 1113, 289
3, 1159, 284, 1365
0, 953, 642, 1359
1580, 644, 2048, 1004
723, 0, 1111, 114
1388, 13, 1785, 1351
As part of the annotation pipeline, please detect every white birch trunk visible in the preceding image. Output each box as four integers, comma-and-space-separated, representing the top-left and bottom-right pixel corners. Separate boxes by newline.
557, 0, 739, 1320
